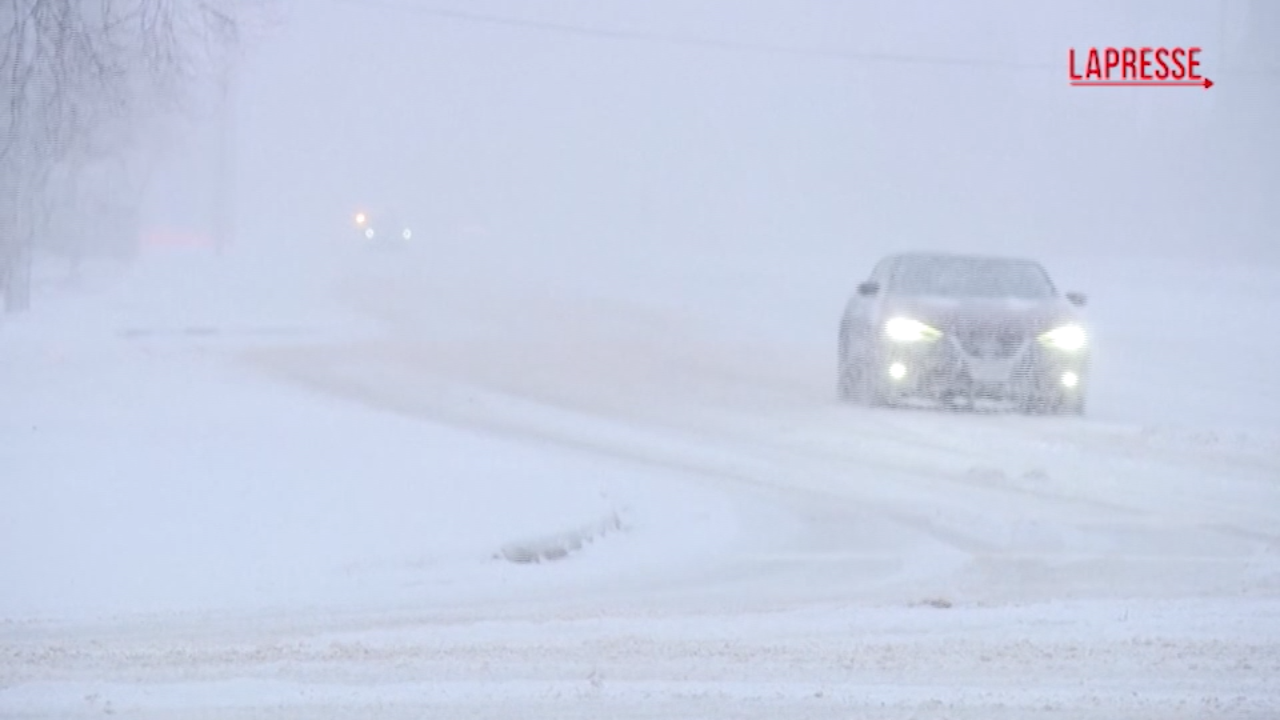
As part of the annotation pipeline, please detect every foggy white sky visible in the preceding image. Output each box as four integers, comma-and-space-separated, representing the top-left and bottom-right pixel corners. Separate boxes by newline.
140, 0, 1277, 265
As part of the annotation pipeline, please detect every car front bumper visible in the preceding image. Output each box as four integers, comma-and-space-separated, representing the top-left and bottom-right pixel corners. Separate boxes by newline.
873, 334, 1088, 406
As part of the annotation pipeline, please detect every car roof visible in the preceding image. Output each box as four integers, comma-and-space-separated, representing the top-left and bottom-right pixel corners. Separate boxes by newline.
885, 251, 1042, 265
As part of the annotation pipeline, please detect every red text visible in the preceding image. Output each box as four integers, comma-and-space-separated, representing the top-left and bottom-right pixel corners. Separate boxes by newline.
1068, 47, 1202, 81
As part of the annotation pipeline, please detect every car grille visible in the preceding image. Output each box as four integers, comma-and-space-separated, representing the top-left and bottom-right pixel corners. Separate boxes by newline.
954, 324, 1027, 359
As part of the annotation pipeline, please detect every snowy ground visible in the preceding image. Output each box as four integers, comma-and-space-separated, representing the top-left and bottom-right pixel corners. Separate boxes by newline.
2, 238, 1279, 719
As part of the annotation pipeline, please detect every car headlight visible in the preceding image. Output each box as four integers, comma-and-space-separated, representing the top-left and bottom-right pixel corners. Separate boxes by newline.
1038, 323, 1087, 352
884, 317, 942, 343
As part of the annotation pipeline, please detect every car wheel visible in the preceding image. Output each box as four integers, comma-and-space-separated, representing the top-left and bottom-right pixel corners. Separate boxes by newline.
850, 357, 890, 407
837, 350, 865, 403
838, 356, 879, 404
837, 357, 856, 402
837, 329, 853, 401
838, 322, 890, 407
836, 323, 862, 403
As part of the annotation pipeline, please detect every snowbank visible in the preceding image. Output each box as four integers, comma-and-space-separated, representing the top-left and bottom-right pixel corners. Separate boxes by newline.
0, 248, 759, 622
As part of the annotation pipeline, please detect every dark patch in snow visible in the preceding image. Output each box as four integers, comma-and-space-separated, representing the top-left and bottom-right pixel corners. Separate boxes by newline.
496, 511, 626, 564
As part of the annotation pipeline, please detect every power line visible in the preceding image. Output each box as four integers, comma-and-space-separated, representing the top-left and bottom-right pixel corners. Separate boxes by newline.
327, 0, 1058, 73
326, 0, 1280, 80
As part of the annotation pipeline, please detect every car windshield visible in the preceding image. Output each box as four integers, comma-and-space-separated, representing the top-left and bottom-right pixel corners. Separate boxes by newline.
890, 256, 1055, 299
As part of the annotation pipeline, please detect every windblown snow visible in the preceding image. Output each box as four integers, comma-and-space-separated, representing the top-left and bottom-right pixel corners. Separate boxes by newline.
3, 2, 1278, 716
2, 233, 1278, 719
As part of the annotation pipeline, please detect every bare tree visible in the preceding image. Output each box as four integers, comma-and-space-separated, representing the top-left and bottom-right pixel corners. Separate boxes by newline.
0, 0, 257, 312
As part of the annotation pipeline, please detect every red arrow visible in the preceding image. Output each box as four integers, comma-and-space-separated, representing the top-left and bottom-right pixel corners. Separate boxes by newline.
1070, 78, 1213, 89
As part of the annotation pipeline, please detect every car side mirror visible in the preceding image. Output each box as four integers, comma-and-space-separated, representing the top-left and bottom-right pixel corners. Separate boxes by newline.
1065, 291, 1087, 307
857, 281, 880, 297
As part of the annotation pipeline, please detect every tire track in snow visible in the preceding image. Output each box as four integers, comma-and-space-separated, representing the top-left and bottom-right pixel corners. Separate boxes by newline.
245, 341, 1000, 556
244, 338, 1274, 608
337, 276, 1276, 537
231, 270, 1280, 608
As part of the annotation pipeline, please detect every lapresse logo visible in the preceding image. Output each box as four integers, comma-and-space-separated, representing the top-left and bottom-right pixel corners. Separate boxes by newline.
1068, 46, 1213, 88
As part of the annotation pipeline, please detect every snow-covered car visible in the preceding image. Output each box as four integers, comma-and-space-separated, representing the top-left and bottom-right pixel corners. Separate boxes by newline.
837, 252, 1090, 414
352, 209, 414, 249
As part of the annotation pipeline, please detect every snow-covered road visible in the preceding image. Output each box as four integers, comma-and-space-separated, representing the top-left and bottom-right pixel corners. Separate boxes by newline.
3, 243, 1279, 718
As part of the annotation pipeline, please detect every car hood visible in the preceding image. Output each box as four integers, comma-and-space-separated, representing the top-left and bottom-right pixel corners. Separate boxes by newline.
882, 295, 1080, 335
